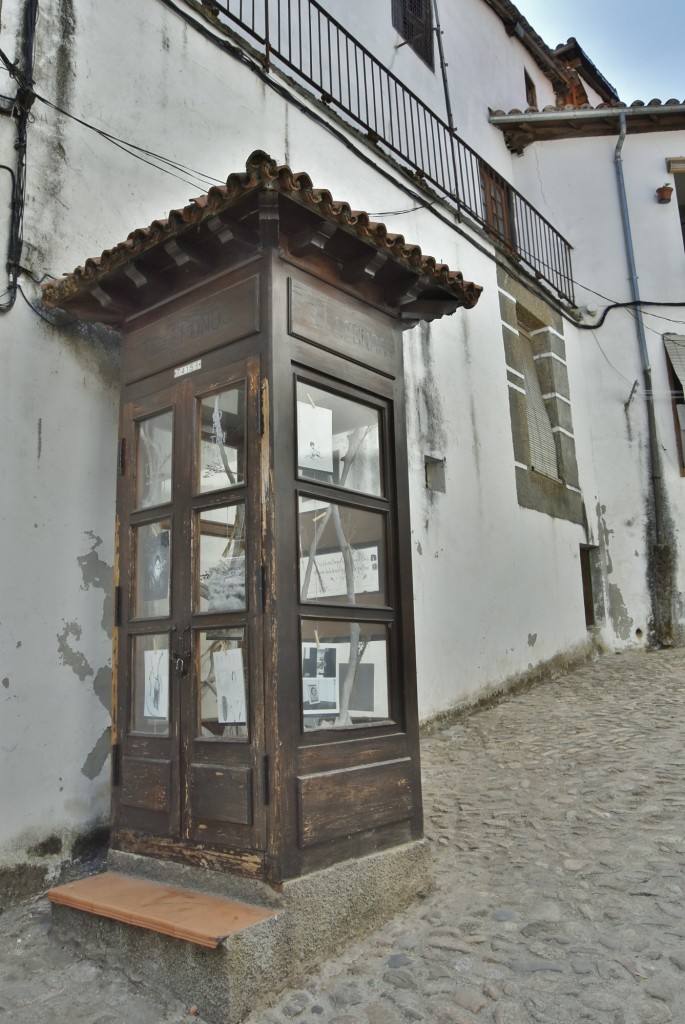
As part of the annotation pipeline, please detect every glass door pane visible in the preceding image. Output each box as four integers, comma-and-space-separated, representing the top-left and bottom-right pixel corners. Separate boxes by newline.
196, 504, 246, 613
132, 519, 172, 618
199, 385, 246, 492
298, 498, 386, 606
300, 620, 391, 730
296, 382, 383, 497
136, 411, 173, 508
130, 634, 170, 736
198, 627, 248, 740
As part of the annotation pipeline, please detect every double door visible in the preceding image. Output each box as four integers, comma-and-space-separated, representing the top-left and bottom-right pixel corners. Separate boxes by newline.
113, 354, 265, 857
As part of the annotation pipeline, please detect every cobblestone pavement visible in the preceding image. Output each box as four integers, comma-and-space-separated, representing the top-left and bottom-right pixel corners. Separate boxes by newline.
2, 648, 684, 1024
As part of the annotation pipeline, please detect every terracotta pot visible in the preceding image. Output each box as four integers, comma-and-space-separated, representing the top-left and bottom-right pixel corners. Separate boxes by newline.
656, 184, 673, 204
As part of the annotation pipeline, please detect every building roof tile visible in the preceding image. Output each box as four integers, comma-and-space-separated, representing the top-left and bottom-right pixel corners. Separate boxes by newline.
43, 151, 482, 318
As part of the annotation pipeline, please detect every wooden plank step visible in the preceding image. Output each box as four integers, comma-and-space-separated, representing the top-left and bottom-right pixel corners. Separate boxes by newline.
48, 872, 277, 948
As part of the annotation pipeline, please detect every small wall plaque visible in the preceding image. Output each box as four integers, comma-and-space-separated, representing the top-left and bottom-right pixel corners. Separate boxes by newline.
174, 359, 202, 378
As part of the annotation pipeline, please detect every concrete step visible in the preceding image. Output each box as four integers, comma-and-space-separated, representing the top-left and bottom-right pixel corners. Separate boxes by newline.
48, 840, 430, 1024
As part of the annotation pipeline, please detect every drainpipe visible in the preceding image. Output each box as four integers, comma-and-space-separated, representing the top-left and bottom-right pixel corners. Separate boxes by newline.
431, 0, 461, 214
614, 112, 669, 638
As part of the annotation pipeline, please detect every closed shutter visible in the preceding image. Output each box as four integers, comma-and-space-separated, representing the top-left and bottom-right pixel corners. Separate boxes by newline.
664, 338, 685, 467
520, 332, 559, 479
664, 336, 685, 385
391, 0, 434, 67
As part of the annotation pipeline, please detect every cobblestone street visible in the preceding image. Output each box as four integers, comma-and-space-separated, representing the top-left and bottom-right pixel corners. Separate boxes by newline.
2, 648, 684, 1024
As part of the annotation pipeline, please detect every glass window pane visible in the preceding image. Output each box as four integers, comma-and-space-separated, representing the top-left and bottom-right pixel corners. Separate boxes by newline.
197, 504, 246, 613
132, 520, 172, 618
131, 634, 169, 735
199, 386, 246, 493
301, 620, 391, 731
136, 411, 173, 508
299, 498, 386, 606
198, 628, 248, 740
296, 382, 383, 497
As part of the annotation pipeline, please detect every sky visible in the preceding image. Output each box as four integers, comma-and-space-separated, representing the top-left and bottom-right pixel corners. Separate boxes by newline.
513, 0, 685, 103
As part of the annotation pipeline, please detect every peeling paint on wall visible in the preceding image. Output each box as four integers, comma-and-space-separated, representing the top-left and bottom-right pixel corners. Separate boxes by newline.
77, 531, 114, 638
2, 677, 9, 689
527, 633, 537, 647
606, 582, 633, 641
56, 621, 93, 681
92, 666, 111, 712
596, 503, 634, 641
81, 726, 111, 780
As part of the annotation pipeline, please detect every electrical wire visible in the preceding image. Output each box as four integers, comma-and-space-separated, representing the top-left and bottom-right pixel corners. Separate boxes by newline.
17, 282, 80, 325
588, 329, 635, 386
1, 0, 683, 341
33, 91, 226, 193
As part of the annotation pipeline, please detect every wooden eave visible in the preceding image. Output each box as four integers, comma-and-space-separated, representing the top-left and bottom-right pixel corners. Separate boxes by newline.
41, 151, 482, 327
490, 102, 685, 153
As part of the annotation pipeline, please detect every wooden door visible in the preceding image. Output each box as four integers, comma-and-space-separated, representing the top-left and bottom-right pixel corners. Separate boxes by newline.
113, 354, 266, 858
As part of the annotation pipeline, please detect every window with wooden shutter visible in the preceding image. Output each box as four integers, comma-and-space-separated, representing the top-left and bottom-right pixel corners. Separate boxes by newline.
392, 0, 434, 69
519, 327, 559, 479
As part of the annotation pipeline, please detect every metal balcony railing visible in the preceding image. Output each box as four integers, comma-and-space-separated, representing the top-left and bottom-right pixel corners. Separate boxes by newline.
203, 0, 575, 302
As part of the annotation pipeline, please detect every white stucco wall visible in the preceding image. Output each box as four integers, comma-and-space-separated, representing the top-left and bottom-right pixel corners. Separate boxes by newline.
1, 0, 683, 879
0, 298, 119, 866
510, 129, 685, 645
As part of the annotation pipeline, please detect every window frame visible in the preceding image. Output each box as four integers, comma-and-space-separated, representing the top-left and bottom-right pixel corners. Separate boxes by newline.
480, 163, 516, 251
498, 268, 583, 525
391, 0, 435, 69
292, 367, 400, 739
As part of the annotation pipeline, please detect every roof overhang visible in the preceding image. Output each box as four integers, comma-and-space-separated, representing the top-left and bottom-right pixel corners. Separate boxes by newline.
553, 38, 619, 105
490, 101, 685, 153
42, 151, 482, 327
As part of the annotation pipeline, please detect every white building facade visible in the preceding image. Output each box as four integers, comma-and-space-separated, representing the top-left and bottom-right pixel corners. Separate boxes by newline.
1, 0, 684, 900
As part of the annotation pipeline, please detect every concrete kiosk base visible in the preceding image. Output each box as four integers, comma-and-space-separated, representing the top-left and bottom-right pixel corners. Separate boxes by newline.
49, 841, 432, 1024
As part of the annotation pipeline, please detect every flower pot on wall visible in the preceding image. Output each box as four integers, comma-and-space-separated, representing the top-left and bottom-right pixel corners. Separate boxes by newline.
656, 184, 674, 204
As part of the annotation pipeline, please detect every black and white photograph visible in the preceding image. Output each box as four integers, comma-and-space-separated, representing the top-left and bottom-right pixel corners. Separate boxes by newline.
142, 528, 170, 603
301, 644, 339, 715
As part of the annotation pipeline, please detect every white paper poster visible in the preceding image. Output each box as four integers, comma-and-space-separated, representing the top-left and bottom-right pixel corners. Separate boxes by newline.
214, 648, 247, 725
297, 402, 334, 474
300, 544, 379, 600
144, 648, 169, 719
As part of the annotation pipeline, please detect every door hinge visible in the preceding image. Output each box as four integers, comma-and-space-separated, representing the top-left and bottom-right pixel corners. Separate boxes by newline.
262, 754, 270, 805
257, 380, 265, 436
113, 585, 122, 627
258, 564, 266, 612
111, 742, 121, 787
118, 438, 126, 475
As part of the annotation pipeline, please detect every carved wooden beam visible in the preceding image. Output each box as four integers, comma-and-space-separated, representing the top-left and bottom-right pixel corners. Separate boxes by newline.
205, 215, 256, 247
258, 189, 280, 248
87, 284, 131, 321
386, 277, 424, 307
289, 219, 337, 257
400, 299, 461, 324
163, 237, 213, 270
123, 262, 148, 289
340, 250, 388, 284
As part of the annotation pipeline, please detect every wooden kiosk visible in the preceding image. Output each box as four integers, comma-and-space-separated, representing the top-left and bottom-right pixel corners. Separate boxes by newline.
44, 152, 481, 1017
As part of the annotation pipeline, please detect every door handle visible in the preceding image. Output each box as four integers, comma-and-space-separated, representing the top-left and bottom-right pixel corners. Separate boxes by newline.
171, 626, 191, 677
